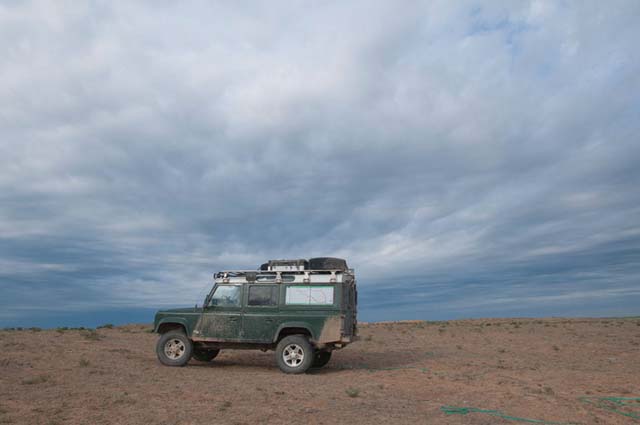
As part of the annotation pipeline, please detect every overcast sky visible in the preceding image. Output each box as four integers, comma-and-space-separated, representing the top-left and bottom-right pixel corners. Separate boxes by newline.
1, 1, 639, 326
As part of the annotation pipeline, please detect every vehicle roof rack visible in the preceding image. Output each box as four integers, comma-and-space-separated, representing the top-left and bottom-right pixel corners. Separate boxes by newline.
213, 269, 354, 285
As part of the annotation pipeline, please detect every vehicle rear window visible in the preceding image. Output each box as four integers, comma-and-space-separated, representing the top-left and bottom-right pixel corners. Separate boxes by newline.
285, 286, 334, 305
248, 285, 278, 306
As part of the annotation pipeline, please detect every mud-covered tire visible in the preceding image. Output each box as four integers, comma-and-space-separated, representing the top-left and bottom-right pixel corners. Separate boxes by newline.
275, 335, 314, 374
156, 331, 193, 367
192, 349, 220, 362
312, 350, 332, 368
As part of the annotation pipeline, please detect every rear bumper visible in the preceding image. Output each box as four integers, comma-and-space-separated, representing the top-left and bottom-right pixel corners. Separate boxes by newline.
331, 335, 358, 348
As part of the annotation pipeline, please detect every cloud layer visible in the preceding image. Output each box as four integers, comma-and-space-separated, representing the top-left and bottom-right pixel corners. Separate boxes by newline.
1, 1, 639, 324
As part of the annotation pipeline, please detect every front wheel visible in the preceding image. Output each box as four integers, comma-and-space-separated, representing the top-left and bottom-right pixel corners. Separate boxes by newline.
275, 335, 314, 374
312, 350, 332, 368
156, 331, 193, 367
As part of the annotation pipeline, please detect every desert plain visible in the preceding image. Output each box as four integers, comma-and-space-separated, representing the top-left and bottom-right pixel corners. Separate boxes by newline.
1, 317, 639, 424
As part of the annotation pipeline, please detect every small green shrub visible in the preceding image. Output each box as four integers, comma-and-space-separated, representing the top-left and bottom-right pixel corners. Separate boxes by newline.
79, 359, 90, 367
345, 387, 360, 398
219, 401, 232, 411
21, 375, 49, 385
97, 324, 114, 329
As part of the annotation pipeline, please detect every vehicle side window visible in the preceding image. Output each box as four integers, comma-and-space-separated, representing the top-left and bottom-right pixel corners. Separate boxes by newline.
285, 285, 334, 305
209, 285, 241, 307
248, 285, 278, 306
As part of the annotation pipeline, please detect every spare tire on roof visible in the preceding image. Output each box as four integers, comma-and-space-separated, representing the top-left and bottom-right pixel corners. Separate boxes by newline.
259, 263, 269, 271
309, 257, 348, 271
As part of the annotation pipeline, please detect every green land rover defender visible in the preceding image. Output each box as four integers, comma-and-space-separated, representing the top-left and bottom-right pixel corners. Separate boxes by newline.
153, 257, 358, 374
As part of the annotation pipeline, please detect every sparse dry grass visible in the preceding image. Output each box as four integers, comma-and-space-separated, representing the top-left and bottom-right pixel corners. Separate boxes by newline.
82, 330, 102, 341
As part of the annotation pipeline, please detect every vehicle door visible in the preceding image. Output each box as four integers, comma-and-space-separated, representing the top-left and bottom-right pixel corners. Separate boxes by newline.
197, 284, 243, 340
242, 284, 279, 342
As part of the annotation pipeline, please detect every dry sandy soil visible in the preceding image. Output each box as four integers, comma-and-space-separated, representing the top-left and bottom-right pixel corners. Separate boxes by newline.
1, 318, 639, 425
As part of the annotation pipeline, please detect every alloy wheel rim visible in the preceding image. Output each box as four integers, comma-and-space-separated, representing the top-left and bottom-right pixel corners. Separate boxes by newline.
164, 338, 186, 360
282, 343, 305, 367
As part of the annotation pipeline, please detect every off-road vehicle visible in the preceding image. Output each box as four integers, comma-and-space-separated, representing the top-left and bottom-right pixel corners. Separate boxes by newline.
153, 257, 358, 374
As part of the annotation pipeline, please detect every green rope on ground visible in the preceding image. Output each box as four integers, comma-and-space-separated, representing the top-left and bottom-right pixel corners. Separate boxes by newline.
579, 396, 640, 419
440, 406, 573, 424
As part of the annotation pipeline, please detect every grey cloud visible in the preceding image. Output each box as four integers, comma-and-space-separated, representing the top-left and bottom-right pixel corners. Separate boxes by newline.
1, 1, 639, 324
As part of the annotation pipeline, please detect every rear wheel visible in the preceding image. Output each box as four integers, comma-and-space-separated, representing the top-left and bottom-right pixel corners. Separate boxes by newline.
312, 350, 332, 368
275, 335, 314, 374
192, 348, 220, 362
156, 331, 193, 367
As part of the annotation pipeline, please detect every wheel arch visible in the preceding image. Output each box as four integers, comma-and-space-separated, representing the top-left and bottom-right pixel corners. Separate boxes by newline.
273, 322, 316, 343
155, 318, 189, 335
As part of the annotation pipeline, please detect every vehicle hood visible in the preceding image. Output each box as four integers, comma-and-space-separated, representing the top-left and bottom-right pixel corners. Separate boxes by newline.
156, 307, 201, 314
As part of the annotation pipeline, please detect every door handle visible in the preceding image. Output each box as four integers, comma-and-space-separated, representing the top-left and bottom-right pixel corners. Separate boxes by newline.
229, 317, 238, 321
265, 318, 274, 323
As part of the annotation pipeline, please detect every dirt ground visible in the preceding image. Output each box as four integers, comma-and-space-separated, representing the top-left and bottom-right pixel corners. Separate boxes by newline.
1, 317, 639, 425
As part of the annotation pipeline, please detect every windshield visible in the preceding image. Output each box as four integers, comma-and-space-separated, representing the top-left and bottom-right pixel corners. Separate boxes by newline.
208, 285, 241, 307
